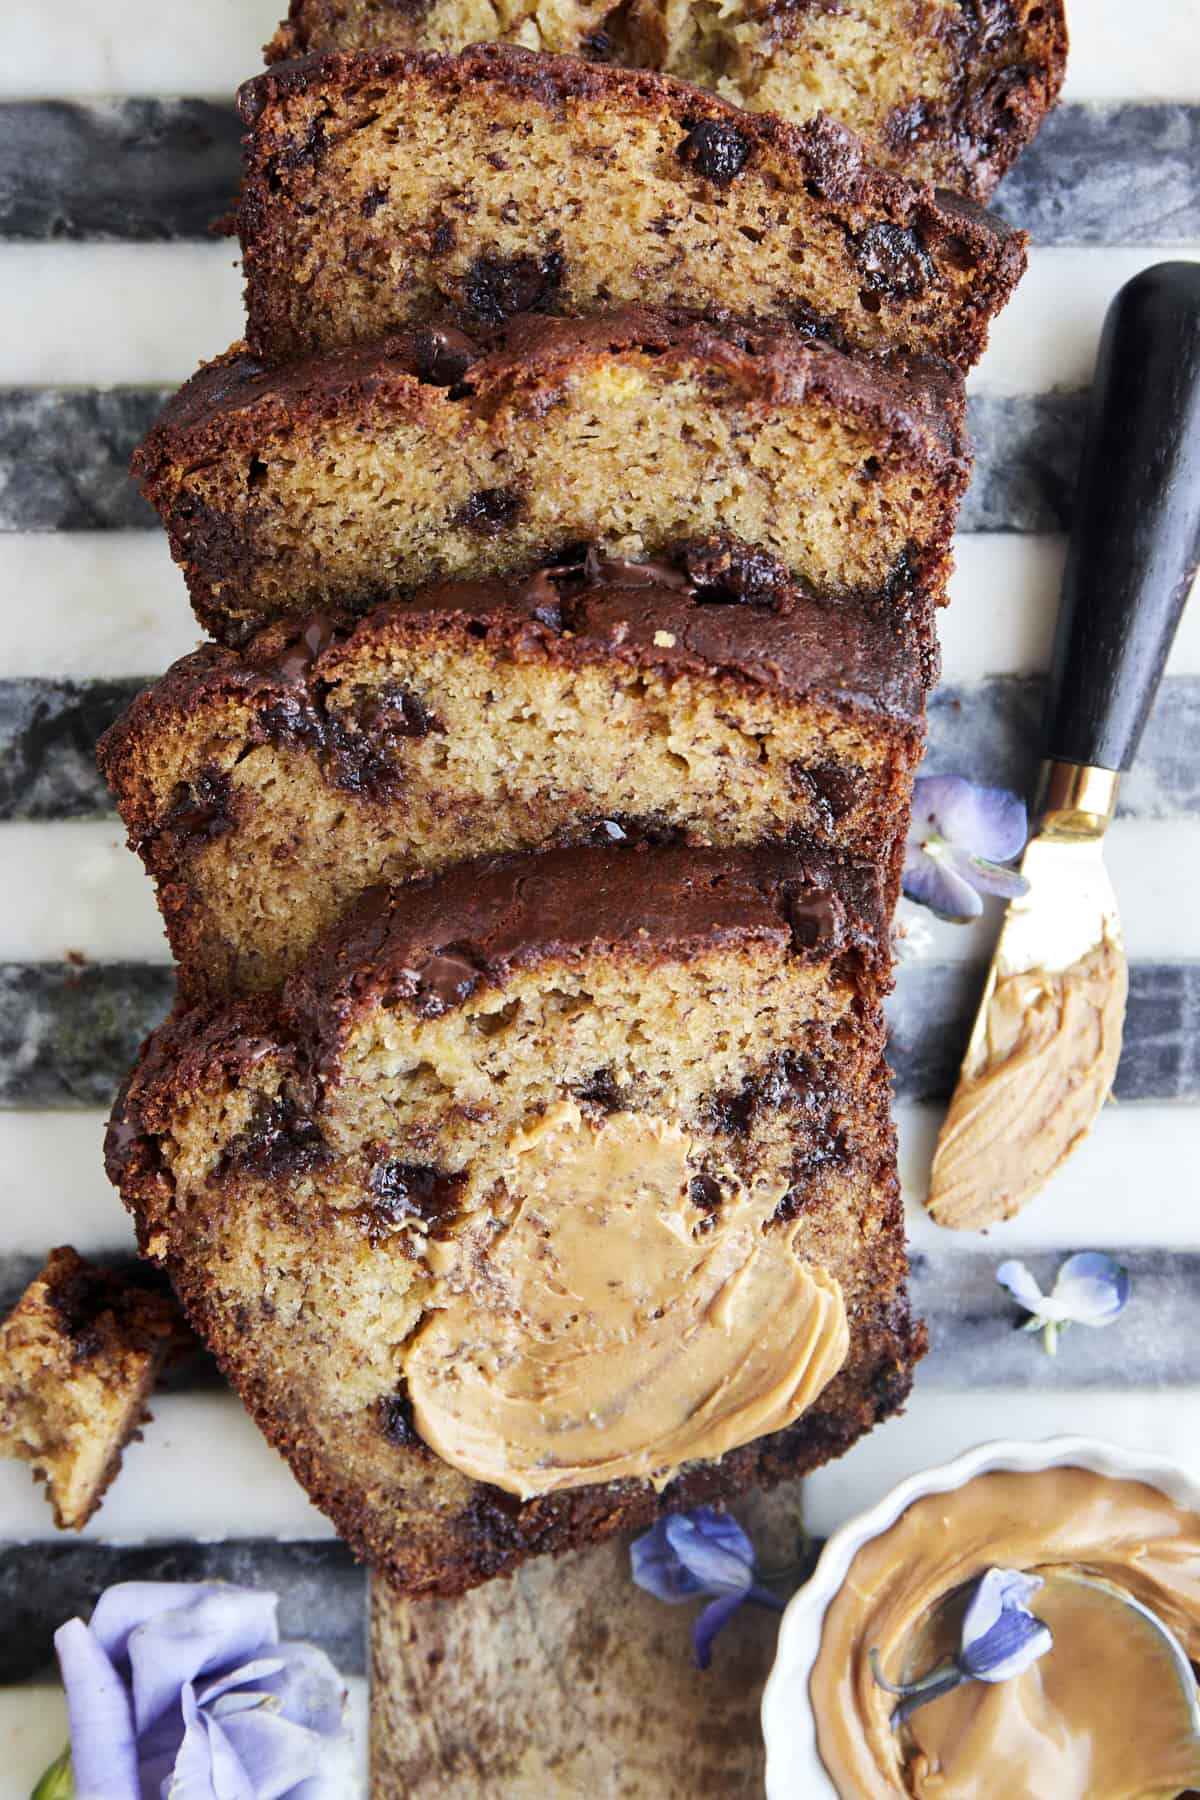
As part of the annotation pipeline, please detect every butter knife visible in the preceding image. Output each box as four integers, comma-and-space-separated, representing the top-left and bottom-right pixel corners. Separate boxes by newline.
928, 262, 1200, 1230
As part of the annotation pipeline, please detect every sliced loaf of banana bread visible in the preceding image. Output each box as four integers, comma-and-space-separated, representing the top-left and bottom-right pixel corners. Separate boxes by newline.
265, 2, 1066, 201
132, 308, 968, 646
107, 842, 923, 1596
236, 46, 1025, 366
99, 546, 929, 1000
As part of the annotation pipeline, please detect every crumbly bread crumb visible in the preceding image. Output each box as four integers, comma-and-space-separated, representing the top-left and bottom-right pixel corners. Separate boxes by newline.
264, 3, 1067, 200
0, 1248, 184, 1529
236, 45, 1026, 366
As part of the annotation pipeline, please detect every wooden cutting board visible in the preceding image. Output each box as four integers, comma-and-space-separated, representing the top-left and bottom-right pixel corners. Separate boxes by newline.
370, 1480, 813, 1796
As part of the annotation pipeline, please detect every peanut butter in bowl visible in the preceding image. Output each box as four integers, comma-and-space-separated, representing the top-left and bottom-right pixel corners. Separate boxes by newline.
809, 1466, 1200, 1798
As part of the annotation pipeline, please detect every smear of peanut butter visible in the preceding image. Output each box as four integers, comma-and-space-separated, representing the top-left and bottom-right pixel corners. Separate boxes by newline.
402, 1102, 848, 1499
927, 935, 1127, 1231
809, 1468, 1200, 1800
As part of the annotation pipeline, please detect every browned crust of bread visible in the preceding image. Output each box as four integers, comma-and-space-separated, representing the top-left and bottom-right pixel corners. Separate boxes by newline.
261, 11, 1065, 203
235, 43, 1026, 366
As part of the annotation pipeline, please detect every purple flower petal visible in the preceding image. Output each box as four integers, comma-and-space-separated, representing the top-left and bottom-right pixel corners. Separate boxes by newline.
913, 777, 1029, 863
169, 1684, 251, 1800
53, 1619, 140, 1800
901, 847, 984, 921
663, 1513, 754, 1596
89, 1585, 232, 1667
944, 846, 1030, 902
631, 1508, 754, 1603
959, 1606, 1053, 1683
961, 1568, 1042, 1646
692, 1591, 747, 1669
631, 1518, 706, 1603
1051, 1251, 1131, 1326
995, 1260, 1047, 1316
127, 1589, 279, 1738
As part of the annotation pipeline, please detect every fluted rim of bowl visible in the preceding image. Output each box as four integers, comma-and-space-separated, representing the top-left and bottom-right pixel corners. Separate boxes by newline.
760, 1434, 1200, 1799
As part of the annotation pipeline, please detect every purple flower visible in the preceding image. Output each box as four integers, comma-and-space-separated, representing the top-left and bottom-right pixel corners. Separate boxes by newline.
630, 1508, 784, 1668
48, 1582, 353, 1800
902, 776, 1029, 921
997, 1251, 1132, 1355
871, 1567, 1053, 1726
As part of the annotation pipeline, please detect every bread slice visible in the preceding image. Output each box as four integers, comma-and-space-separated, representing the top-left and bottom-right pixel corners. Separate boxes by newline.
107, 842, 923, 1596
98, 547, 929, 1000
132, 307, 968, 647
236, 46, 1025, 367
265, 3, 1067, 200
0, 1248, 184, 1529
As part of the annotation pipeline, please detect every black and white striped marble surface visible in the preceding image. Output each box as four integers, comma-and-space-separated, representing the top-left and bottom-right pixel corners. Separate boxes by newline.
1, 0, 1199, 1781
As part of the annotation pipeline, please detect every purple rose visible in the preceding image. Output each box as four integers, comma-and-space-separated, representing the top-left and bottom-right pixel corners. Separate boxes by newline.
51, 1582, 353, 1799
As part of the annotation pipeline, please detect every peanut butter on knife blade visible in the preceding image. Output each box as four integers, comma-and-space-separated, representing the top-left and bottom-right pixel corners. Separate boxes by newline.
927, 932, 1127, 1230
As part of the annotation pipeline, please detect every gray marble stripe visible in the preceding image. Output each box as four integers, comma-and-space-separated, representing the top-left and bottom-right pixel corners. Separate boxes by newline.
7, 673, 1200, 823
0, 1539, 364, 1684
911, 1248, 1199, 1389
1, 958, 1197, 1106
0, 98, 239, 241
995, 102, 1200, 245
0, 677, 143, 820
0, 100, 1196, 243
0, 388, 1082, 534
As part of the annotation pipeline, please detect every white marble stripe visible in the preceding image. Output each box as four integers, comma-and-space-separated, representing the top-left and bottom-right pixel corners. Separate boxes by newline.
7, 1099, 1200, 1263
0, 243, 244, 386
0, 824, 170, 964
899, 1103, 1199, 1251
1058, 0, 1200, 104
803, 1389, 1200, 1538
0, 534, 201, 679
1, 239, 1198, 394
2, 531, 1199, 686
0, 1389, 335, 1542
0, 1112, 131, 1258
1, 0, 280, 100
1, 812, 1194, 965
0, 1683, 369, 1791
970, 246, 1200, 398
1, 0, 1196, 101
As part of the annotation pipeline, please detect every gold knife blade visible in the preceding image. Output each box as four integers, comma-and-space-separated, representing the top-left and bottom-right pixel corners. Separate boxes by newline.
926, 761, 1128, 1231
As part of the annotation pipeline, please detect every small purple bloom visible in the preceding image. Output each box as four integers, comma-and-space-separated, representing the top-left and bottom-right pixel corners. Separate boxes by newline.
630, 1508, 784, 1668
903, 775, 1030, 921
48, 1582, 353, 1800
871, 1566, 1053, 1726
997, 1251, 1132, 1354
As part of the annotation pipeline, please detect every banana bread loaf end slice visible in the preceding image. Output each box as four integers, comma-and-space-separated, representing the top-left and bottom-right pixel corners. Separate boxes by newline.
107, 842, 923, 1596
237, 45, 1025, 367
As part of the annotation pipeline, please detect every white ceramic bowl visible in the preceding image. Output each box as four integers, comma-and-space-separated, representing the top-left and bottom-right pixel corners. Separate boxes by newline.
761, 1435, 1200, 1798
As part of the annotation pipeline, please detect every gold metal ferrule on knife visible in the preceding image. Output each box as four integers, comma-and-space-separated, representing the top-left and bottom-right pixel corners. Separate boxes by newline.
1034, 759, 1122, 839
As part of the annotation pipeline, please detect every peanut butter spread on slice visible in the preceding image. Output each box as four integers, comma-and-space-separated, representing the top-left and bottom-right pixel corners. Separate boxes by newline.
927, 934, 1127, 1231
403, 1102, 848, 1499
809, 1468, 1200, 1799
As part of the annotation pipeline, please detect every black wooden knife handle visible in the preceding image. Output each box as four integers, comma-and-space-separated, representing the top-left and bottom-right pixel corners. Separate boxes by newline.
1047, 261, 1200, 772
